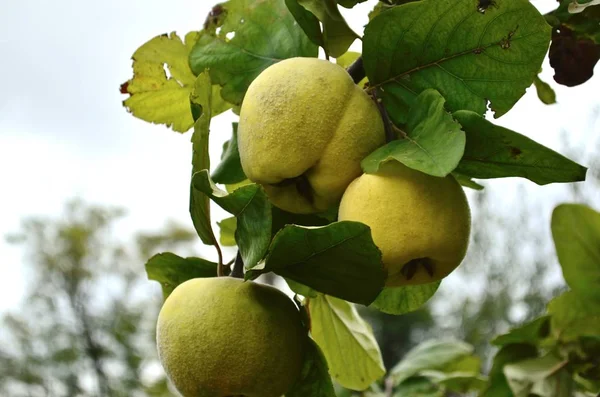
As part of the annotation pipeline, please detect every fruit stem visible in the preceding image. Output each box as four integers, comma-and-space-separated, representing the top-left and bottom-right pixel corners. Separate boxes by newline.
231, 251, 244, 278
346, 56, 366, 84
215, 241, 225, 277
372, 90, 396, 143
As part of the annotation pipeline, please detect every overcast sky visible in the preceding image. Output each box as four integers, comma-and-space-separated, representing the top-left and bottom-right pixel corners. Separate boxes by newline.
0, 0, 598, 314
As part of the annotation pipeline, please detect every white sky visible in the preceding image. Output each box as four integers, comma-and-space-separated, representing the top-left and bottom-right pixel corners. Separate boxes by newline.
0, 0, 599, 314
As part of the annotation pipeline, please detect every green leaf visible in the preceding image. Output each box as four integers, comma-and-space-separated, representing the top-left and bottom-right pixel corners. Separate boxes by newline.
309, 294, 385, 390
287, 338, 336, 397
453, 110, 587, 184
551, 204, 600, 303
212, 122, 246, 184
491, 316, 551, 347
533, 75, 557, 105
361, 89, 465, 177
503, 353, 568, 397
483, 343, 538, 397
296, 0, 359, 57
564, 336, 600, 386
547, 290, 600, 341
528, 368, 573, 397
390, 339, 474, 386
189, 73, 218, 245
263, 221, 385, 305
286, 278, 319, 298
363, 0, 551, 117
378, 83, 417, 126
369, 282, 440, 315
217, 217, 237, 246
452, 172, 485, 190
421, 370, 487, 393
210, 85, 234, 116
189, 0, 318, 105
336, 0, 367, 9
393, 377, 444, 397
145, 252, 219, 297
285, 0, 324, 48
444, 355, 482, 374
271, 206, 331, 236
192, 170, 271, 268
574, 372, 600, 394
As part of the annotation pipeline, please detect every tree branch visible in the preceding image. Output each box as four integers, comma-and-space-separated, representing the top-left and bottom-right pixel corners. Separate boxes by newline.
231, 251, 244, 278
73, 297, 109, 397
372, 90, 396, 143
346, 56, 366, 84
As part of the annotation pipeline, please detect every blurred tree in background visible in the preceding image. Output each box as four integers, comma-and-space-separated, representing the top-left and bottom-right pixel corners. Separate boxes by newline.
0, 200, 196, 397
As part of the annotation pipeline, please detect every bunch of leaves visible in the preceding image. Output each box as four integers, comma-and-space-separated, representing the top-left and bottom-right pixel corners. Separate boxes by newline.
120, 0, 599, 394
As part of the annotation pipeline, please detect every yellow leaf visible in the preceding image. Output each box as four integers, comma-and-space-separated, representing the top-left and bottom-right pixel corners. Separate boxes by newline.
122, 32, 231, 133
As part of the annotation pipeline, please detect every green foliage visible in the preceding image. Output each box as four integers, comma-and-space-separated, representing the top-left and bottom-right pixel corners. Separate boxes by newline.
309, 294, 386, 390
422, 370, 487, 394
336, 0, 367, 9
271, 206, 331, 234
389, 339, 475, 386
547, 291, 600, 342
361, 89, 465, 177
211, 122, 246, 184
491, 316, 551, 347
452, 172, 485, 190
189, 0, 318, 105
288, 339, 337, 397
145, 252, 220, 297
189, 73, 218, 246
503, 353, 571, 397
259, 221, 385, 305
217, 216, 237, 246
392, 376, 445, 397
363, 0, 551, 118
454, 111, 587, 184
483, 343, 539, 397
369, 282, 440, 315
287, 0, 358, 57
192, 170, 271, 268
533, 75, 557, 105
285, 0, 324, 49
551, 204, 600, 303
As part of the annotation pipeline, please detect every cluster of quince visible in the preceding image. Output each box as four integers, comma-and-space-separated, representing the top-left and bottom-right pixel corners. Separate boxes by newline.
157, 58, 471, 397
240, 57, 471, 287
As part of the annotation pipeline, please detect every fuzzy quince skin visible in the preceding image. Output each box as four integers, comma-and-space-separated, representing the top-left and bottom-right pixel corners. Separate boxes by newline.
156, 277, 308, 397
238, 57, 385, 214
338, 162, 471, 287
